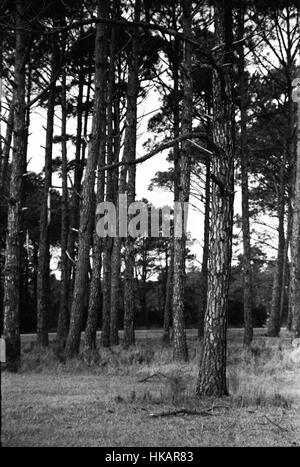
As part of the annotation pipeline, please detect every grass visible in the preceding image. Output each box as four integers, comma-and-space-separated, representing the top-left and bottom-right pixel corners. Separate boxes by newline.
1, 328, 300, 447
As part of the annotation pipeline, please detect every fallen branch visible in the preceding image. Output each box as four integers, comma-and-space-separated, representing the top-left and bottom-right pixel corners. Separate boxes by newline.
149, 404, 229, 418
263, 414, 289, 433
149, 408, 213, 418
139, 372, 170, 383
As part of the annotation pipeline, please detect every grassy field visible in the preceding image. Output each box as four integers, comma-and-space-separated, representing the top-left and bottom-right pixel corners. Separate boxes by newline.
1, 328, 300, 447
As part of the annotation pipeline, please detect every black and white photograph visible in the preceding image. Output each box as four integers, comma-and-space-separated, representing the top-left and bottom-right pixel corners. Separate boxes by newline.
0, 0, 300, 449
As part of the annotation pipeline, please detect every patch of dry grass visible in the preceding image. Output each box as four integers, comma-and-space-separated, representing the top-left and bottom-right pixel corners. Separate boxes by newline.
1, 329, 300, 447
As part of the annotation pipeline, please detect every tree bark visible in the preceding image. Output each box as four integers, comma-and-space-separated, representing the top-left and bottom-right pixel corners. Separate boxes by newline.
3, 0, 27, 371
196, 0, 235, 397
172, 0, 193, 362
65, 0, 108, 358
290, 84, 300, 337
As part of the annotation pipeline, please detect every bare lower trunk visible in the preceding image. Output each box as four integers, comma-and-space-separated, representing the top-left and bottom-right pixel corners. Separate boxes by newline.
3, 0, 27, 371
290, 87, 300, 337
198, 159, 210, 339
163, 242, 173, 343
267, 158, 286, 337
280, 199, 292, 326
196, 0, 235, 397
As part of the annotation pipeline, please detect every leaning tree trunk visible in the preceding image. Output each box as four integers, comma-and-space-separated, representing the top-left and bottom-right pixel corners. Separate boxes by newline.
267, 156, 286, 337
238, 8, 253, 347
36, 35, 59, 347
172, 0, 193, 362
3, 0, 27, 371
65, 0, 108, 358
57, 68, 69, 349
122, 0, 141, 349
290, 83, 300, 337
196, 0, 235, 397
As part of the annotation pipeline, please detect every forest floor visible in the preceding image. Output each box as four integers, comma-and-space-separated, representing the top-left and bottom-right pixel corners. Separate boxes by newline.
1, 328, 300, 447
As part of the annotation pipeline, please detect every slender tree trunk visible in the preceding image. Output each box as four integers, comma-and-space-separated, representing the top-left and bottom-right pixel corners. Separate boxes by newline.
267, 156, 286, 337
290, 85, 300, 337
57, 68, 69, 348
101, 21, 116, 348
198, 159, 210, 339
163, 24, 180, 345
196, 0, 235, 397
123, 0, 141, 349
36, 33, 59, 346
163, 243, 173, 342
66, 60, 85, 294
65, 0, 108, 358
3, 0, 27, 371
280, 198, 292, 326
172, 0, 193, 362
109, 99, 121, 346
238, 8, 253, 347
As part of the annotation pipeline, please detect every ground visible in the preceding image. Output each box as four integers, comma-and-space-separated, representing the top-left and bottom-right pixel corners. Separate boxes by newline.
1, 329, 300, 447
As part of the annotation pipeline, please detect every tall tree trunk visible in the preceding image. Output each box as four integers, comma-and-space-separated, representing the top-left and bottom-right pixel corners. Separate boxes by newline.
57, 68, 69, 348
36, 34, 59, 347
267, 156, 286, 337
84, 88, 107, 352
172, 0, 193, 362
66, 58, 85, 296
238, 8, 253, 347
198, 159, 210, 339
3, 0, 27, 371
101, 20, 116, 348
290, 83, 300, 337
196, 0, 235, 397
109, 98, 121, 346
65, 0, 108, 358
163, 23, 180, 344
122, 0, 141, 349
